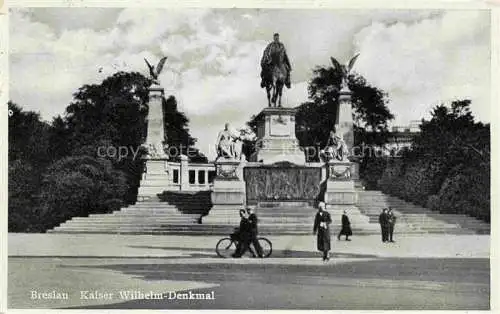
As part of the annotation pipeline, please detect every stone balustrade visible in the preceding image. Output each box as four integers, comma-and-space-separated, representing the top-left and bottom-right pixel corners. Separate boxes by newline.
138, 155, 216, 201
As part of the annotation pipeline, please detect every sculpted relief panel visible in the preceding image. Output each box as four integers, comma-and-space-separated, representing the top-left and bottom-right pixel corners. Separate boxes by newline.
244, 166, 321, 204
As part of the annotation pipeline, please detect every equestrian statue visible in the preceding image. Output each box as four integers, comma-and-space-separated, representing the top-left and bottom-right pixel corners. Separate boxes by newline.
260, 33, 292, 107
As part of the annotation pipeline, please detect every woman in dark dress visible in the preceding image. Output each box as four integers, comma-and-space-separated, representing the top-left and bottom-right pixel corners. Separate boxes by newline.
337, 210, 352, 241
313, 202, 332, 261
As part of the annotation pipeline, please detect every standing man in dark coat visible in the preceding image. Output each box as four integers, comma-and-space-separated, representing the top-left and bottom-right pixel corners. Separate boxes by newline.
378, 208, 389, 243
247, 207, 263, 258
387, 207, 397, 243
232, 209, 252, 258
313, 202, 332, 261
337, 210, 352, 241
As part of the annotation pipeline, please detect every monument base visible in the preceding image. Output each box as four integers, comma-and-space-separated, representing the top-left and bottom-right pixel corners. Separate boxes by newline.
324, 164, 372, 230
250, 107, 305, 164
252, 145, 304, 164
207, 159, 245, 224
324, 180, 357, 205
210, 179, 245, 205
137, 159, 169, 201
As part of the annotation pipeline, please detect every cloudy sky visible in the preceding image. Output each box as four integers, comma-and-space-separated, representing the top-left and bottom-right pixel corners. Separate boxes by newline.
10, 8, 491, 160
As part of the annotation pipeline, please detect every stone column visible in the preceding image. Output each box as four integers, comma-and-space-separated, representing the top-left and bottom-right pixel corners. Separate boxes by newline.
180, 154, 189, 191
324, 85, 373, 231
336, 86, 354, 149
144, 83, 167, 157
137, 84, 169, 202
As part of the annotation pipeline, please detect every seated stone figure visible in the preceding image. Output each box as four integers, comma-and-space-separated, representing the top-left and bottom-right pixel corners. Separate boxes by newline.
216, 123, 237, 159
321, 129, 349, 162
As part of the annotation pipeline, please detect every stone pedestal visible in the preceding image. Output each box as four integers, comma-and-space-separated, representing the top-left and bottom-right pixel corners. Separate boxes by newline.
137, 159, 169, 201
324, 162, 357, 205
137, 84, 168, 202
205, 159, 245, 225
250, 107, 304, 164
324, 162, 373, 230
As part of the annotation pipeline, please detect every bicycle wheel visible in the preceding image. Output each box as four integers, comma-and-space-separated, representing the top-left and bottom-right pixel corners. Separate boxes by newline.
258, 237, 272, 258
215, 238, 236, 258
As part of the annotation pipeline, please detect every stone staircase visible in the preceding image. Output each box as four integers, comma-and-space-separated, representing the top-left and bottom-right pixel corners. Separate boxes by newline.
48, 191, 212, 235
356, 190, 490, 235
203, 202, 378, 235
49, 188, 489, 236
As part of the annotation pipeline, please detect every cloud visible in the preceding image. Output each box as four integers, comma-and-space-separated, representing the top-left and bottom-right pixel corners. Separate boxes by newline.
353, 10, 490, 124
9, 9, 491, 160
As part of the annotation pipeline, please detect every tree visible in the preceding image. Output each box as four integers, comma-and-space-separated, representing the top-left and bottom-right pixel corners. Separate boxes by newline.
379, 99, 490, 221
8, 102, 53, 232
8, 102, 52, 169
37, 156, 128, 230
163, 96, 208, 162
412, 100, 489, 164
8, 160, 39, 232
299, 67, 394, 153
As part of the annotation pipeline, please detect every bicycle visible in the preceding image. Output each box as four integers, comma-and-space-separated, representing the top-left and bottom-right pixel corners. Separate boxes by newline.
215, 229, 273, 258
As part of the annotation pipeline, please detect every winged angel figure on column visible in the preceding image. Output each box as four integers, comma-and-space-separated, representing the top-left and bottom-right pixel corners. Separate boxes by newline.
144, 56, 168, 85
329, 53, 360, 90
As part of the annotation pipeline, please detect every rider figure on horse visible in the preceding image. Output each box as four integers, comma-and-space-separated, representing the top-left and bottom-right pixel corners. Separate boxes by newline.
260, 33, 292, 90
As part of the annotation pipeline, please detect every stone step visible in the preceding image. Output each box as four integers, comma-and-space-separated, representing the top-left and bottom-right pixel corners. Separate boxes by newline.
361, 214, 485, 222
359, 212, 489, 223
65, 217, 200, 224
51, 223, 477, 231
357, 203, 423, 207
48, 227, 481, 235
56, 222, 375, 229
48, 230, 381, 236
128, 204, 209, 210
258, 202, 312, 208
112, 210, 204, 215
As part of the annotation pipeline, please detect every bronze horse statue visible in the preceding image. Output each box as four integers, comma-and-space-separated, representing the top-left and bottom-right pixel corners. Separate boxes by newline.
263, 63, 287, 107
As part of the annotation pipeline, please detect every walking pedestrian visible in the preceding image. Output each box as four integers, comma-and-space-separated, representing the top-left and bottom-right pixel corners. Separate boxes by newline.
378, 208, 389, 243
313, 202, 332, 261
387, 207, 397, 243
337, 210, 352, 241
247, 207, 263, 257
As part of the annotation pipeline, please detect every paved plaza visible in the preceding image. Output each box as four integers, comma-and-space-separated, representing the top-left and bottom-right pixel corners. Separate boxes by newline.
8, 233, 490, 310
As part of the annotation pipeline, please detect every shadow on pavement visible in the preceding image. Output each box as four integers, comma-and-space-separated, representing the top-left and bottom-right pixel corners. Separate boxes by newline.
127, 245, 380, 259
67, 256, 489, 284
64, 256, 489, 310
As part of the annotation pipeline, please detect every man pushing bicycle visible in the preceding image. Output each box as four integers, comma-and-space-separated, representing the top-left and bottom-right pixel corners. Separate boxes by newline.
231, 207, 263, 258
